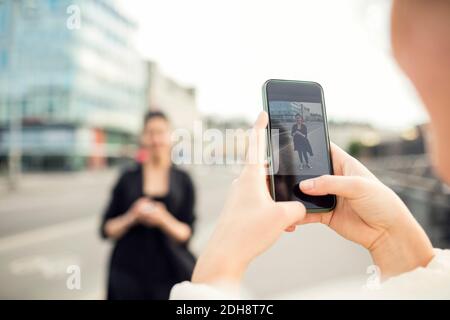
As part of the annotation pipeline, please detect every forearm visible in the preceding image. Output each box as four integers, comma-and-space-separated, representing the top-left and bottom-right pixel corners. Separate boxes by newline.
104, 211, 136, 240
191, 224, 249, 287
370, 215, 434, 279
192, 248, 245, 287
160, 214, 192, 243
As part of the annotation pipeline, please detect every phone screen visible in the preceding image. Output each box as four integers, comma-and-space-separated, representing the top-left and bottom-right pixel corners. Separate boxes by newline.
264, 80, 336, 212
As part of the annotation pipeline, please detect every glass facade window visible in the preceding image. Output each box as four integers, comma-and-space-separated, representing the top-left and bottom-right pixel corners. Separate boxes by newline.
0, 0, 147, 169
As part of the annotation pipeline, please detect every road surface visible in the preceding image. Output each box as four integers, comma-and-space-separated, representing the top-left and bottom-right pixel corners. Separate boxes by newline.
273, 121, 330, 178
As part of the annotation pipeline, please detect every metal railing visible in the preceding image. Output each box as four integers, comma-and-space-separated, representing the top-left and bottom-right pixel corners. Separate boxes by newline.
365, 154, 450, 248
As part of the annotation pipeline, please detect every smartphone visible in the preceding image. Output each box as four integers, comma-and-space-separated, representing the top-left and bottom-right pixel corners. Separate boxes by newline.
262, 79, 336, 212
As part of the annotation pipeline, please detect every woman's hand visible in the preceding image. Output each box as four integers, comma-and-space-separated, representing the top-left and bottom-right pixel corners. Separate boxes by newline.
192, 112, 306, 285
103, 198, 146, 240
138, 201, 192, 243
137, 201, 169, 227
129, 197, 152, 218
295, 143, 434, 278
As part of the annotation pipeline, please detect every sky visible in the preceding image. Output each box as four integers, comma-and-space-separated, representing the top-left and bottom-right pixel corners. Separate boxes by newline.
121, 0, 428, 130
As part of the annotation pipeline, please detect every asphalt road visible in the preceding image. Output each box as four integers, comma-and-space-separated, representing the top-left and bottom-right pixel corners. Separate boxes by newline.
0, 165, 371, 299
274, 121, 330, 178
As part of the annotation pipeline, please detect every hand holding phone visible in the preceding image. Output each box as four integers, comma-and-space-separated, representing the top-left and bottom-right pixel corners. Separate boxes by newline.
192, 111, 308, 282
295, 142, 434, 277
192, 88, 433, 286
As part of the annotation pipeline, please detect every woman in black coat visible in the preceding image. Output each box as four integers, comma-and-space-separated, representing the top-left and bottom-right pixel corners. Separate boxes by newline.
291, 114, 313, 169
100, 111, 196, 300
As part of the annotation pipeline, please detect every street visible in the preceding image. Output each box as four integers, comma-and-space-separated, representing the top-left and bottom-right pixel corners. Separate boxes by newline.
275, 121, 330, 178
0, 165, 370, 299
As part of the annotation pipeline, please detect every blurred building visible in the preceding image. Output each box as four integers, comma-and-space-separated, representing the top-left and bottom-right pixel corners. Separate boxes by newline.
268, 101, 314, 123
0, 0, 147, 171
203, 115, 250, 164
328, 121, 386, 154
362, 125, 427, 158
145, 61, 198, 130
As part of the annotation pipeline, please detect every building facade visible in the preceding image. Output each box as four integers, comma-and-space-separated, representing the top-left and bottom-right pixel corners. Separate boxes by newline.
268, 101, 315, 123
0, 0, 147, 171
145, 61, 198, 130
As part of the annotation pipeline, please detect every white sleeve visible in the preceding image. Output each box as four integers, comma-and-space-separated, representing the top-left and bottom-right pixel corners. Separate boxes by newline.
372, 248, 450, 299
170, 281, 248, 300
170, 249, 450, 300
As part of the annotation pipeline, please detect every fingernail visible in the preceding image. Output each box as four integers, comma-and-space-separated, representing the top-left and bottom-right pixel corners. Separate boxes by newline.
300, 179, 315, 190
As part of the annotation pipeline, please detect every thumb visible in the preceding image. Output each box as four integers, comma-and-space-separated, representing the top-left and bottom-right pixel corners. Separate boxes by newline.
276, 201, 306, 228
244, 111, 268, 174
299, 175, 370, 199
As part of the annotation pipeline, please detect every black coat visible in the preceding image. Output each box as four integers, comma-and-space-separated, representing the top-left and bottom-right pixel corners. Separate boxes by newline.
100, 163, 196, 300
291, 124, 313, 156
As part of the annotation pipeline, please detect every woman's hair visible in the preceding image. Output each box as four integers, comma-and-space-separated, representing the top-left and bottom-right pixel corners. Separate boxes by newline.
144, 110, 169, 125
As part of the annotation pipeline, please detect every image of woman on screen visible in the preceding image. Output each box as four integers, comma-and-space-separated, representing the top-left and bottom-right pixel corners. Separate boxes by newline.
291, 114, 313, 169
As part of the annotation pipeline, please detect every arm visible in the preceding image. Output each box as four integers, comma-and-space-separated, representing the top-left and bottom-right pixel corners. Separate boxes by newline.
301, 125, 307, 138
140, 173, 196, 243
138, 202, 192, 243
160, 214, 192, 243
102, 197, 150, 240
368, 218, 433, 278
101, 174, 132, 240
192, 112, 305, 285
291, 125, 298, 137
103, 210, 137, 240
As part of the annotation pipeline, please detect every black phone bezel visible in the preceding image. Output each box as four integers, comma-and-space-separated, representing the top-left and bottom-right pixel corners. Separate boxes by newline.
263, 79, 337, 213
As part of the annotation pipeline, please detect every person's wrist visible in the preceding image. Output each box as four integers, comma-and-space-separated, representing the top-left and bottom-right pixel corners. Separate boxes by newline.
156, 209, 172, 228
125, 210, 138, 226
192, 246, 248, 286
369, 215, 434, 279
